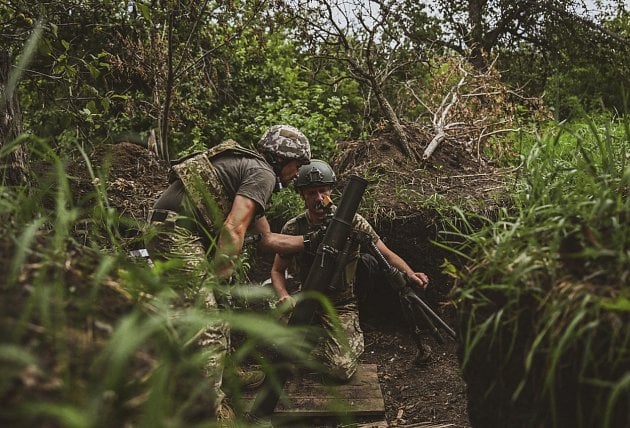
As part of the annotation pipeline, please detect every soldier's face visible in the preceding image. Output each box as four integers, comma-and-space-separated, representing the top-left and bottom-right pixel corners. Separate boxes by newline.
300, 186, 333, 222
279, 160, 301, 186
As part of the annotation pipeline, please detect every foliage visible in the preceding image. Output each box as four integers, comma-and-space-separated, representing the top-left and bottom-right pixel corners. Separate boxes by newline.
174, 27, 356, 159
1, 0, 629, 164
0, 140, 327, 427
266, 186, 305, 227
1, 1, 359, 162
284, 0, 444, 156
495, 5, 630, 119
2, 1, 630, 426
403, 54, 552, 162
409, 0, 630, 118
445, 115, 629, 427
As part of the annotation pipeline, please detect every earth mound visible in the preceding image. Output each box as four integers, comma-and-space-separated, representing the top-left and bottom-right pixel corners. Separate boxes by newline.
69, 141, 170, 223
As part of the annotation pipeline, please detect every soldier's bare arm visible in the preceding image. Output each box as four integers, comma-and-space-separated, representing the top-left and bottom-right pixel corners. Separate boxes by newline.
215, 194, 258, 278
376, 240, 429, 289
270, 254, 292, 303
252, 216, 304, 255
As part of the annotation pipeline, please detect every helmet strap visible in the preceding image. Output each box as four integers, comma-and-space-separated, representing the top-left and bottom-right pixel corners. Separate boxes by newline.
274, 176, 283, 192
271, 156, 291, 182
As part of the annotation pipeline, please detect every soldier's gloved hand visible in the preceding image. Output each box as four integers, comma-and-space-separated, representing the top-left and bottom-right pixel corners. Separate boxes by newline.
303, 228, 326, 254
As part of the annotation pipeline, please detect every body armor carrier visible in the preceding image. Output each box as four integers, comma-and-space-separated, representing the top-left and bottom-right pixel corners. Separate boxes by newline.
170, 139, 266, 230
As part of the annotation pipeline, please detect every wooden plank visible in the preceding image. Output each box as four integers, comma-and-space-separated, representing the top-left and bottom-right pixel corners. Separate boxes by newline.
275, 396, 385, 414
279, 383, 383, 399
243, 363, 385, 417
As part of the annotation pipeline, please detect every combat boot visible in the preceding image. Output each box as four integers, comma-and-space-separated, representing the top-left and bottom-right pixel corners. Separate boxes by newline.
413, 343, 433, 366
216, 401, 236, 427
236, 367, 266, 390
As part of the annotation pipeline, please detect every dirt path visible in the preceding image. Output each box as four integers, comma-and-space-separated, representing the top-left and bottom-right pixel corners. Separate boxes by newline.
360, 321, 470, 427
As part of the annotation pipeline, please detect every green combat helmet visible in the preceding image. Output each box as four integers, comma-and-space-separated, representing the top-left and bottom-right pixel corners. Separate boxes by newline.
295, 159, 337, 189
256, 125, 312, 174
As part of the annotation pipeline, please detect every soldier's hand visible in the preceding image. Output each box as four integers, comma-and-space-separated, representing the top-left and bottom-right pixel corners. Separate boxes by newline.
303, 228, 326, 254
277, 295, 297, 324
278, 295, 297, 309
407, 271, 429, 290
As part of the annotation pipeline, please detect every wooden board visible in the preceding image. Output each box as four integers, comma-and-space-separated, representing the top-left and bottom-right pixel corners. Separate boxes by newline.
243, 363, 385, 418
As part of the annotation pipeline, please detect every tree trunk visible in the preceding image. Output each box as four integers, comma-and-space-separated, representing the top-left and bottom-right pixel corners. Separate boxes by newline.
0, 51, 28, 186
467, 0, 489, 71
373, 82, 413, 158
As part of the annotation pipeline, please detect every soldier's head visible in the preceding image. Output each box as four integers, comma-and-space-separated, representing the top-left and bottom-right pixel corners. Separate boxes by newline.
256, 125, 311, 186
294, 159, 336, 222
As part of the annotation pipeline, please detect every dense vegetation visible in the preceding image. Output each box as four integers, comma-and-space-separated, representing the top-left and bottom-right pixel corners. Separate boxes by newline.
2, 0, 629, 163
445, 119, 629, 427
1, 1, 628, 427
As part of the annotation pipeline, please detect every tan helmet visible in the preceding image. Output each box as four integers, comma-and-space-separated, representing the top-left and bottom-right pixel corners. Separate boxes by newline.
295, 159, 336, 189
256, 125, 311, 172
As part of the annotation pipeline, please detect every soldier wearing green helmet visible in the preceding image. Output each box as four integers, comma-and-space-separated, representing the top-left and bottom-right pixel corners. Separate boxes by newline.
270, 159, 431, 382
144, 124, 311, 422
293, 158, 337, 189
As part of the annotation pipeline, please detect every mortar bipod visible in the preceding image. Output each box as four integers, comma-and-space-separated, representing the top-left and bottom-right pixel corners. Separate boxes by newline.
352, 230, 456, 342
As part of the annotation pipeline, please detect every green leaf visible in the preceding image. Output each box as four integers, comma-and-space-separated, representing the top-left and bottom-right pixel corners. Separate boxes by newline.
24, 403, 87, 428
100, 97, 110, 112
0, 344, 36, 366
88, 63, 100, 79
601, 297, 630, 312
86, 100, 97, 113
137, 2, 151, 21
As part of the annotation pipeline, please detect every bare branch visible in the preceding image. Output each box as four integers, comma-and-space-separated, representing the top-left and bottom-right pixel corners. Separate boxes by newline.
423, 65, 467, 160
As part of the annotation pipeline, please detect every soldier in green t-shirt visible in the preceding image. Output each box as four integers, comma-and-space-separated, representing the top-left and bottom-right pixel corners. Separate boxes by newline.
145, 125, 312, 421
270, 160, 430, 382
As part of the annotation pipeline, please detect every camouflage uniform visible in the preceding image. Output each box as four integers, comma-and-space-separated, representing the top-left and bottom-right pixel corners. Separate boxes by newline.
170, 139, 268, 230
281, 208, 379, 381
145, 140, 277, 416
145, 210, 229, 413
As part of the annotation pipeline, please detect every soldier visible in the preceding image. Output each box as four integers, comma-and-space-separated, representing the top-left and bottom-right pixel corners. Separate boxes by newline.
270, 159, 431, 382
145, 125, 312, 422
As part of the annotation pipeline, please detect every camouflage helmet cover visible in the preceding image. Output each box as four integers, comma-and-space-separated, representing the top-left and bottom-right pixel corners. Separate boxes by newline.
295, 159, 337, 189
256, 125, 312, 167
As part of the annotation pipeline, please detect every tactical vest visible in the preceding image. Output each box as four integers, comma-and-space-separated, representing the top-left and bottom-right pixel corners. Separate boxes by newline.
170, 139, 267, 230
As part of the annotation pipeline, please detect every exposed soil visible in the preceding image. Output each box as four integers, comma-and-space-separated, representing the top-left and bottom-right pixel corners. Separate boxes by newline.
36, 126, 511, 427
361, 325, 468, 427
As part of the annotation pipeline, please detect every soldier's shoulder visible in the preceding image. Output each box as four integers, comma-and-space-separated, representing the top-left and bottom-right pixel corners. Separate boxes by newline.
281, 212, 307, 234
352, 213, 372, 227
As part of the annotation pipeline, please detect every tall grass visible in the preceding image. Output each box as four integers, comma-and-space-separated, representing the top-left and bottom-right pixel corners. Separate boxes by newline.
446, 115, 629, 427
0, 140, 323, 427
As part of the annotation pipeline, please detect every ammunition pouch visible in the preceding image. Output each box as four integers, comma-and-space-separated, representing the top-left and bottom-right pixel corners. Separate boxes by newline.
148, 209, 196, 231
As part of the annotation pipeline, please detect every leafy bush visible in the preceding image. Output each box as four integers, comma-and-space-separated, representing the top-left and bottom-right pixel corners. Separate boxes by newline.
265, 187, 306, 230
